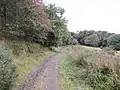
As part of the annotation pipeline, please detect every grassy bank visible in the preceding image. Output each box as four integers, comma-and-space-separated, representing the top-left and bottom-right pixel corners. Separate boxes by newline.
2, 40, 55, 89
59, 54, 76, 90
59, 45, 120, 90
59, 53, 91, 90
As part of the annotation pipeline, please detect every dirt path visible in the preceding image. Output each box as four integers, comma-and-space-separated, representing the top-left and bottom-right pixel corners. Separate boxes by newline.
17, 54, 60, 90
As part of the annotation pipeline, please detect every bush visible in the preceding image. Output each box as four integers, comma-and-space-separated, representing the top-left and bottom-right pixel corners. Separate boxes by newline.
0, 44, 16, 90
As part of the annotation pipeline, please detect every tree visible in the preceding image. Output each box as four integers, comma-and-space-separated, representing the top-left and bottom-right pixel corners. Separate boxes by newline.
107, 34, 120, 50
84, 33, 100, 47
96, 31, 113, 47
76, 30, 114, 47
72, 39, 78, 45
45, 4, 72, 46
0, 0, 52, 44
77, 30, 95, 45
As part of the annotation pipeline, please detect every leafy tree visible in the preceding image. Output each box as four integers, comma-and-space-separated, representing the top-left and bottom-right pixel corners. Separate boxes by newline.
84, 33, 100, 47
107, 34, 120, 50
72, 39, 78, 45
45, 4, 72, 46
77, 30, 95, 45
76, 30, 114, 47
70, 32, 78, 39
0, 0, 51, 44
0, 1, 73, 46
0, 0, 18, 25
96, 31, 113, 47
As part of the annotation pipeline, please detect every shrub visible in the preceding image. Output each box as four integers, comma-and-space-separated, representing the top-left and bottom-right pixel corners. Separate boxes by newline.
0, 43, 16, 90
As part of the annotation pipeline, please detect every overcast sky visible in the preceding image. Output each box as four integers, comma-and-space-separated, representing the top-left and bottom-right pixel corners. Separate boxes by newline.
45, 0, 120, 34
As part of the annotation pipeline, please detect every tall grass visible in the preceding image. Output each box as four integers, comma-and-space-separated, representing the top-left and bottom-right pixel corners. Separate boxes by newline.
61, 45, 120, 90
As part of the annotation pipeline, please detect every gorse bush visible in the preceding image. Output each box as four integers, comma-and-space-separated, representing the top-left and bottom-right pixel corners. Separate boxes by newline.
0, 43, 16, 90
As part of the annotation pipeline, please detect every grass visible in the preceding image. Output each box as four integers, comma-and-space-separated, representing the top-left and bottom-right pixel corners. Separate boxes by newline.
59, 53, 92, 90
59, 45, 120, 90
80, 45, 101, 51
59, 54, 77, 90
4, 40, 56, 89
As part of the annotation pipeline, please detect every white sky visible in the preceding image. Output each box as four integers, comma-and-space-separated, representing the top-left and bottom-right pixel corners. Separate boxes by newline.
45, 0, 120, 34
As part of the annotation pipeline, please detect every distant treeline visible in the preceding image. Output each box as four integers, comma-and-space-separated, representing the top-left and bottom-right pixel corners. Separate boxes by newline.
70, 30, 120, 50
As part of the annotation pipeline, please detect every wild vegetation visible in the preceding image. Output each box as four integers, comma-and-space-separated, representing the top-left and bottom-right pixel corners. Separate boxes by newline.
0, 0, 72, 46
60, 46, 120, 90
0, 40, 56, 89
0, 0, 72, 89
0, 42, 16, 90
1, 0, 120, 90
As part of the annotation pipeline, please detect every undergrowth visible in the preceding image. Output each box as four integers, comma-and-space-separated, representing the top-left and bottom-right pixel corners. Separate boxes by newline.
5, 40, 55, 89
0, 41, 16, 90
60, 45, 120, 90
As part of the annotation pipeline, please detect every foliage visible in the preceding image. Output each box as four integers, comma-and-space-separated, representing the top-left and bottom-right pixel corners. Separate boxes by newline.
0, 0, 51, 27
60, 46, 120, 90
107, 34, 120, 50
0, 43, 16, 90
0, 1, 73, 47
6, 40, 56, 89
45, 4, 73, 46
84, 33, 100, 47
72, 39, 78, 45
76, 30, 114, 47
70, 32, 78, 39
77, 30, 95, 45
0, 0, 52, 45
